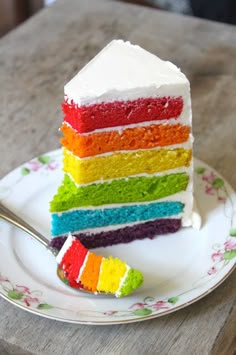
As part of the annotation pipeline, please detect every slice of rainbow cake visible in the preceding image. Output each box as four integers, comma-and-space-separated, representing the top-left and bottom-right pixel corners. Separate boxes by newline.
50, 40, 193, 248
56, 233, 143, 297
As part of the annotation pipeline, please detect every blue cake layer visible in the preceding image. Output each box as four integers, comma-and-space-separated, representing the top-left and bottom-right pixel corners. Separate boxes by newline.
51, 201, 184, 236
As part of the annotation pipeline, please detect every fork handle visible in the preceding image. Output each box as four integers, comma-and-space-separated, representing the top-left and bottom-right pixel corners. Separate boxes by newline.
0, 202, 49, 248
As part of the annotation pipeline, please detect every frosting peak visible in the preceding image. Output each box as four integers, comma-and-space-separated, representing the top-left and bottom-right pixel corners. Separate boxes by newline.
64, 40, 189, 106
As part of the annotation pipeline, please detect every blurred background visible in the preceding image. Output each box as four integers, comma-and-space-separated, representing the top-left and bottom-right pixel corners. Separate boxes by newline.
0, 0, 235, 38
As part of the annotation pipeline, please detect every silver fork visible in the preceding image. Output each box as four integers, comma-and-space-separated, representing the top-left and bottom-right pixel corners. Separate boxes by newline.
0, 202, 51, 251
0, 202, 110, 297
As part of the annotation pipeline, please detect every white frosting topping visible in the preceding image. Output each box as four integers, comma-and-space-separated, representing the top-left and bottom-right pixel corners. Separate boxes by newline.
64, 40, 189, 106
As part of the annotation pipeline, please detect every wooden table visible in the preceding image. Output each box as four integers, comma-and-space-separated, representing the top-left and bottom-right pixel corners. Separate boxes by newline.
0, 0, 235, 354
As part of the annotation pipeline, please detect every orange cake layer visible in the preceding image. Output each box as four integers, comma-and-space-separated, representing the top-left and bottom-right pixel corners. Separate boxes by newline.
79, 252, 103, 292
61, 123, 190, 158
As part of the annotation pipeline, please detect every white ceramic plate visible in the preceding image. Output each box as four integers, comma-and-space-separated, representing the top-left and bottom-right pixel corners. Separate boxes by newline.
0, 150, 235, 325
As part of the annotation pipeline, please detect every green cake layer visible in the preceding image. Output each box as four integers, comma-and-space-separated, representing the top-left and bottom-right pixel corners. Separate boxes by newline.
117, 268, 144, 297
50, 173, 189, 212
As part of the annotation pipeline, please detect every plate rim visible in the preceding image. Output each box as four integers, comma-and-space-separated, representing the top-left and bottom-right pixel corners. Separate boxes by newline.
0, 264, 235, 325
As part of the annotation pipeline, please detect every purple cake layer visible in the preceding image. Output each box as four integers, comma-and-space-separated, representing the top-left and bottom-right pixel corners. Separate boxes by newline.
50, 218, 181, 250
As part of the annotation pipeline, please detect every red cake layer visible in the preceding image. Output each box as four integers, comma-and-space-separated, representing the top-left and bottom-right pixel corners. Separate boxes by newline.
62, 96, 184, 133
61, 239, 88, 282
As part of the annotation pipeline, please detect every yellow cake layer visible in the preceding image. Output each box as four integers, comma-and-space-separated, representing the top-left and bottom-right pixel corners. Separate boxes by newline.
97, 257, 128, 294
63, 147, 192, 184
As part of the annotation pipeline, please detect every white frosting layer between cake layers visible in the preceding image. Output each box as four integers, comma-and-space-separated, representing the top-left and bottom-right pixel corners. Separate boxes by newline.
76, 252, 89, 282
56, 232, 73, 264
64, 140, 193, 161
116, 265, 130, 298
64, 40, 190, 106
65, 165, 192, 187
64, 116, 192, 136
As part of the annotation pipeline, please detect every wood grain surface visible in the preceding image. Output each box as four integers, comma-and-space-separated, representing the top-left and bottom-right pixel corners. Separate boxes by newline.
0, 0, 235, 354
